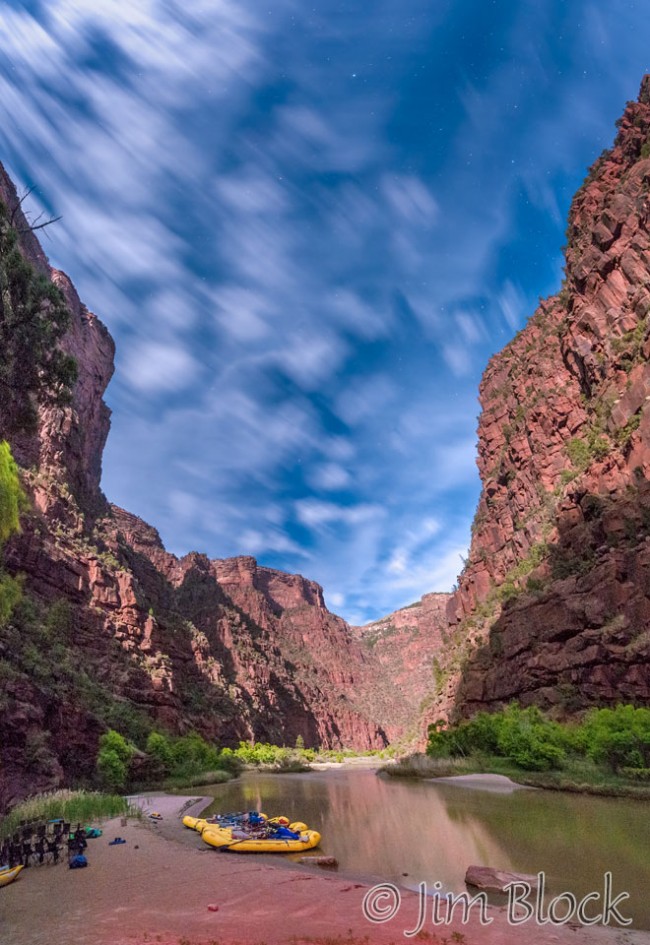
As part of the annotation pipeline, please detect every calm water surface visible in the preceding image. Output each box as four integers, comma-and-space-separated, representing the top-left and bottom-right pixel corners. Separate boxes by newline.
202, 767, 650, 929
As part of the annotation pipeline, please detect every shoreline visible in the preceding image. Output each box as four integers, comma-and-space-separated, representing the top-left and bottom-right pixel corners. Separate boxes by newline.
383, 760, 650, 800
3, 792, 650, 945
426, 773, 535, 793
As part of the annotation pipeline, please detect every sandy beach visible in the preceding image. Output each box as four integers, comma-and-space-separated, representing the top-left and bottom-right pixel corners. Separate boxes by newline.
2, 793, 649, 945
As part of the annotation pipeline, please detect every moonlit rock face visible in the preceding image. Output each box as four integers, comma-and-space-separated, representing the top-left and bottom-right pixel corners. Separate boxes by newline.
434, 78, 650, 724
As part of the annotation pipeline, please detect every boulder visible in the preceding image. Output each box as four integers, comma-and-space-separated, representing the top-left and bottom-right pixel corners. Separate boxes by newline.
465, 866, 539, 893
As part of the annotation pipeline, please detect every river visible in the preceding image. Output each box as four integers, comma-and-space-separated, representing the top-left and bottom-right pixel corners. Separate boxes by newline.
200, 766, 650, 929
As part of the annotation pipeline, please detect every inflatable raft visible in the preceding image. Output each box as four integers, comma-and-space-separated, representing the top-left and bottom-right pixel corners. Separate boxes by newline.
0, 865, 23, 888
202, 824, 321, 853
183, 810, 321, 853
182, 811, 267, 833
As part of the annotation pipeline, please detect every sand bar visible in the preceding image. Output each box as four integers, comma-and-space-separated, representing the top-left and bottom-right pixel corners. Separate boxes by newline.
428, 773, 534, 793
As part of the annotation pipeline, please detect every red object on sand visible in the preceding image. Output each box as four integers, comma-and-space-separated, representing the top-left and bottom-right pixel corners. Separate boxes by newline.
207, 904, 219, 912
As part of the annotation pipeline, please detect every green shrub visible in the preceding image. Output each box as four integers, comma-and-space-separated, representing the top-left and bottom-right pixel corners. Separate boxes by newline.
134, 731, 241, 786
526, 576, 545, 593
548, 542, 595, 580
44, 599, 74, 642
96, 729, 135, 791
0, 571, 23, 627
426, 704, 650, 781
24, 730, 57, 774
0, 441, 26, 545
426, 721, 455, 758
497, 726, 564, 771
614, 413, 641, 447
584, 705, 650, 772
566, 429, 611, 471
427, 705, 565, 771
567, 437, 591, 468
98, 729, 135, 764
234, 741, 288, 765
96, 749, 128, 792
146, 731, 174, 776
232, 739, 320, 768
172, 731, 221, 775
0, 441, 27, 627
102, 701, 152, 746
497, 581, 518, 602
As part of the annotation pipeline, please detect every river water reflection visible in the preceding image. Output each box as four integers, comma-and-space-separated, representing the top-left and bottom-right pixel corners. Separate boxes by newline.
202, 767, 650, 929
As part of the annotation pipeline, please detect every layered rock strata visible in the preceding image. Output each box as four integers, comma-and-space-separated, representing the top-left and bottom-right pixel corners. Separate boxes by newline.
429, 76, 650, 722
0, 166, 386, 808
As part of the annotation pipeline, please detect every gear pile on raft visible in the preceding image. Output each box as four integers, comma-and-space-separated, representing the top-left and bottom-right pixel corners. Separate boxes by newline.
183, 811, 321, 853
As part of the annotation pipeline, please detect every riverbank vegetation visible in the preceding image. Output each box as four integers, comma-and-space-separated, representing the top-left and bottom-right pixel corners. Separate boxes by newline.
96, 729, 239, 792
101, 734, 394, 793
0, 789, 130, 838
228, 739, 394, 772
384, 704, 650, 797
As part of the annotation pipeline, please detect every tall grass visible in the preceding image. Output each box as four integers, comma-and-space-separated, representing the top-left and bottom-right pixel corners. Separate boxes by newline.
382, 754, 475, 779
163, 769, 234, 790
0, 789, 132, 838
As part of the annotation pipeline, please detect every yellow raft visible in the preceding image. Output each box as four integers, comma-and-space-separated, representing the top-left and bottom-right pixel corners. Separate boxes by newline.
182, 815, 269, 833
0, 865, 23, 888
202, 825, 321, 853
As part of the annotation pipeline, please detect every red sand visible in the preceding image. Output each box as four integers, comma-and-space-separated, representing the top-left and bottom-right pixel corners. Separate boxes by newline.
2, 795, 648, 945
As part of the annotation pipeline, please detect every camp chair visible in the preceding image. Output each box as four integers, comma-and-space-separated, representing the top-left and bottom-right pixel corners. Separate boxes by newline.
32, 837, 46, 866
46, 837, 61, 865
21, 839, 33, 868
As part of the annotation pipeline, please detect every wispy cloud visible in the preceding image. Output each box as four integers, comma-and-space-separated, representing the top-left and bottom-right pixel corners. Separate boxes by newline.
2, 0, 649, 621
295, 499, 385, 530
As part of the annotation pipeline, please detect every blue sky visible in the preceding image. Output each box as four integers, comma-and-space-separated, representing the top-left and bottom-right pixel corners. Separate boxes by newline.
0, 1, 649, 624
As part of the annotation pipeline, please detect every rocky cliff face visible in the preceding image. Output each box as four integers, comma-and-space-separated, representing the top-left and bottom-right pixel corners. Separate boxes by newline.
0, 165, 115, 516
351, 593, 450, 742
427, 76, 650, 724
0, 167, 386, 809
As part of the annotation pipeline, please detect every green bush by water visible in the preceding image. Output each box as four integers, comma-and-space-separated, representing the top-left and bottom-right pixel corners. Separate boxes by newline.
425, 703, 650, 777
97, 729, 240, 790
230, 740, 394, 768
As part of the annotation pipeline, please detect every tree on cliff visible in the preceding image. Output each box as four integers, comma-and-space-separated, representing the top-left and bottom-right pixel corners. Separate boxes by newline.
0, 198, 77, 438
